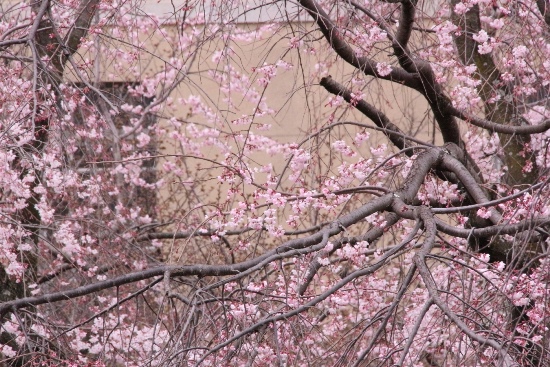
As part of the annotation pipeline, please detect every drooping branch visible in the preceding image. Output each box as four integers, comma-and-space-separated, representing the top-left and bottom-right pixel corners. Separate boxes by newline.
351, 264, 419, 366
8, 0, 102, 292
413, 206, 517, 367
432, 182, 545, 215
396, 298, 434, 366
320, 75, 415, 151
196, 226, 420, 366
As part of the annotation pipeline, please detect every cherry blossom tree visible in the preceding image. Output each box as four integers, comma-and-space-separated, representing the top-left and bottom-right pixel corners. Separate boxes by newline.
1, 0, 550, 365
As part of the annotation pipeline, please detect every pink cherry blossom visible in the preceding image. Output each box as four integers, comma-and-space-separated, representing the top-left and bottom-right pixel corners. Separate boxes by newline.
1, 1, 550, 366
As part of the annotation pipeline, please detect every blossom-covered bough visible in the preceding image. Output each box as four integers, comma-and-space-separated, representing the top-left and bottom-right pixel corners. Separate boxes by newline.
1, 0, 550, 366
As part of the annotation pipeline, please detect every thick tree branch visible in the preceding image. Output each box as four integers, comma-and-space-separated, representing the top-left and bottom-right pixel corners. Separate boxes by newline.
393, 0, 416, 71
297, 0, 463, 147
298, 213, 402, 295
439, 153, 501, 224
297, 0, 419, 87
414, 206, 517, 367
1, 192, 397, 319
451, 107, 550, 135
1, 146, 469, 319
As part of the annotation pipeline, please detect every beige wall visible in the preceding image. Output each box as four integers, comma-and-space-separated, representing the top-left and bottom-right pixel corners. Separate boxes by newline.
74, 20, 440, 214
82, 22, 435, 139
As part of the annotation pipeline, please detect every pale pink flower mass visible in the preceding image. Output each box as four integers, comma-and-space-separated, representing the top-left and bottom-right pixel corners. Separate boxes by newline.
0, 1, 549, 366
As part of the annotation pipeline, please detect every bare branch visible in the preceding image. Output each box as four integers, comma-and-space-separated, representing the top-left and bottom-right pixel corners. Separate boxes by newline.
320, 75, 415, 151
